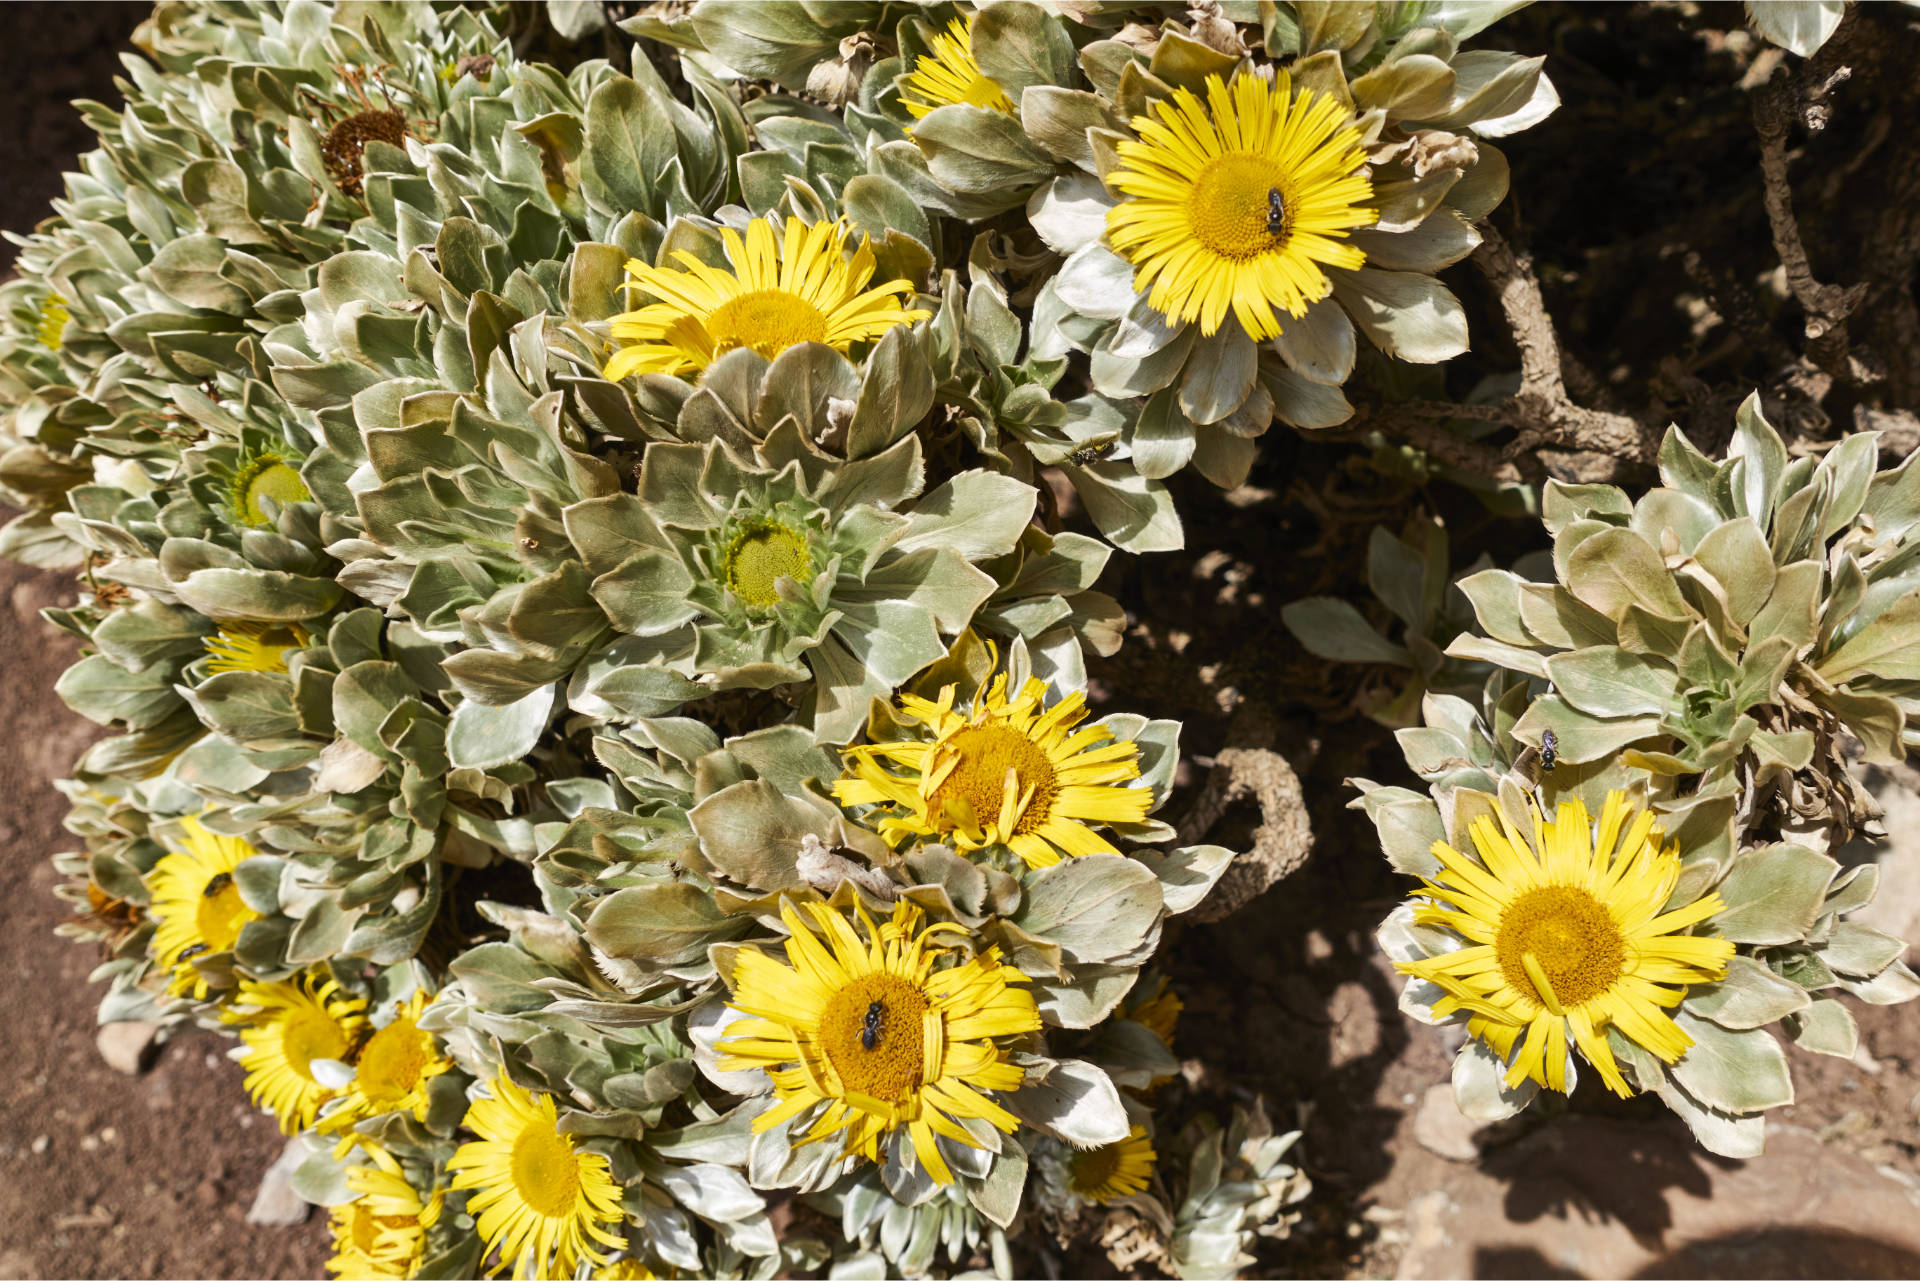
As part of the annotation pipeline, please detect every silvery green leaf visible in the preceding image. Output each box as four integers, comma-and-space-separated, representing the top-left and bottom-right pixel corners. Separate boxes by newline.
1066, 463, 1183, 553
1328, 268, 1469, 364
1351, 52, 1457, 117
1653, 1068, 1767, 1159
1509, 696, 1660, 766
1822, 921, 1907, 977
1137, 844, 1233, 915
1669, 1010, 1793, 1112
1280, 597, 1411, 666
687, 779, 828, 890
911, 104, 1054, 202
1544, 647, 1680, 719
967, 1140, 1027, 1229
1020, 86, 1124, 171
895, 471, 1035, 559
1005, 1058, 1130, 1147
1816, 589, 1920, 683
1131, 389, 1196, 480
1712, 844, 1837, 945
1746, 0, 1845, 56
1785, 998, 1858, 1057
971, 0, 1072, 97
1417, 1, 1532, 41
1350, 783, 1445, 877
1025, 171, 1112, 256
1031, 965, 1137, 1029
1269, 295, 1356, 386
1012, 857, 1161, 965
1052, 244, 1138, 321
446, 682, 554, 770
1836, 960, 1920, 1004
1451, 1037, 1538, 1121
1563, 527, 1690, 622
1348, 207, 1481, 273
1687, 955, 1811, 1029
1178, 324, 1258, 427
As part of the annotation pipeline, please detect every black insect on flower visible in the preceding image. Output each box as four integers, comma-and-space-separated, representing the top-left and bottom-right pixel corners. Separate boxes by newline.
861, 999, 885, 1050
1539, 728, 1558, 772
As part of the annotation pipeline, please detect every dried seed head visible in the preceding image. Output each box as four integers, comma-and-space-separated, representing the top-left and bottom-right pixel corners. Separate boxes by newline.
321, 109, 407, 196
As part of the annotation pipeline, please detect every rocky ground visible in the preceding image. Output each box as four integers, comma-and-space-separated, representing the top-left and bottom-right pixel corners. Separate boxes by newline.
4, 4, 1920, 1280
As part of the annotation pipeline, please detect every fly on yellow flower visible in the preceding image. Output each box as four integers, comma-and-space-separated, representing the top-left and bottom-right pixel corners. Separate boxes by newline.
834, 671, 1153, 869
326, 1144, 443, 1280
204, 622, 310, 676
603, 216, 926, 380
318, 991, 453, 1151
447, 1075, 627, 1279
718, 899, 1040, 1184
147, 814, 263, 999
1396, 792, 1735, 1097
1106, 72, 1376, 340
226, 972, 369, 1133
897, 15, 1013, 120
1067, 1125, 1157, 1203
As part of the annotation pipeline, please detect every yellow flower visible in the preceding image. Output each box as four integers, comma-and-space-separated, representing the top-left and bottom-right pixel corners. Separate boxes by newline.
447, 1075, 627, 1279
1124, 976, 1182, 1049
834, 671, 1152, 869
326, 1145, 443, 1281
1068, 1125, 1156, 1203
1397, 792, 1736, 1097
226, 972, 370, 1134
319, 991, 454, 1151
204, 623, 310, 676
718, 900, 1040, 1184
229, 453, 311, 527
898, 16, 1013, 120
146, 814, 262, 999
35, 291, 68, 350
603, 216, 926, 380
1106, 72, 1376, 340
593, 1261, 658, 1281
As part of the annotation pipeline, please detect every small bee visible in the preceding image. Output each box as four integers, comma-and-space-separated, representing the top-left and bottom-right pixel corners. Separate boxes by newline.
1539, 728, 1558, 772
1266, 187, 1287, 238
203, 872, 233, 899
176, 943, 208, 962
1067, 440, 1115, 467
860, 1000, 885, 1051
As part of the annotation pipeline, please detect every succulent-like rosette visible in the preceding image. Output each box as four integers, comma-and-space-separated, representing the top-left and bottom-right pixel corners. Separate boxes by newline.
1393, 792, 1733, 1098
224, 972, 370, 1133
574, 437, 1034, 740
604, 216, 928, 379
834, 666, 1156, 867
717, 900, 1041, 1183
146, 814, 263, 999
325, 1145, 443, 1280
898, 15, 1013, 121
1106, 74, 1376, 341
447, 1075, 627, 1279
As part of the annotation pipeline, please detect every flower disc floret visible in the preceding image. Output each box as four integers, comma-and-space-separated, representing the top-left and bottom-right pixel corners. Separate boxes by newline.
604, 216, 927, 379
447, 1075, 626, 1279
1397, 791, 1736, 1097
1106, 72, 1376, 339
718, 900, 1041, 1184
834, 671, 1153, 868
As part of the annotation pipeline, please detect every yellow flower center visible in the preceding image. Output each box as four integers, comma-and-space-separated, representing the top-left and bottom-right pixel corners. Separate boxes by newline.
356, 1017, 432, 1106
1187, 153, 1291, 262
819, 974, 929, 1103
510, 1122, 582, 1217
1495, 885, 1626, 1010
724, 519, 812, 609
238, 459, 311, 525
707, 288, 829, 361
1068, 1142, 1122, 1197
282, 1005, 352, 1082
929, 725, 1059, 836
195, 878, 254, 954
36, 292, 68, 350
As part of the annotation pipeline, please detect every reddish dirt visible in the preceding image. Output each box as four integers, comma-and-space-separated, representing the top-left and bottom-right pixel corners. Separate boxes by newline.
0, 556, 328, 1279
